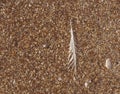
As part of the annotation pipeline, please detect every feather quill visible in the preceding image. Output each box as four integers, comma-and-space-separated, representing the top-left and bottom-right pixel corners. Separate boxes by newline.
68, 20, 77, 80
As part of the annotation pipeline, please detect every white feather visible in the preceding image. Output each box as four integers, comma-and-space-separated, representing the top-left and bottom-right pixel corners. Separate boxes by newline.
68, 20, 77, 79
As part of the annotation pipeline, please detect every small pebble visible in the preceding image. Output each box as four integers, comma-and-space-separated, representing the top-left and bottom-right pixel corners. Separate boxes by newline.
58, 77, 62, 81
43, 44, 46, 47
105, 58, 112, 69
84, 80, 91, 88
85, 82, 88, 88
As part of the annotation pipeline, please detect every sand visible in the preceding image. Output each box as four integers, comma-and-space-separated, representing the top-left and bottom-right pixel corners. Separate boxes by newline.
0, 0, 120, 94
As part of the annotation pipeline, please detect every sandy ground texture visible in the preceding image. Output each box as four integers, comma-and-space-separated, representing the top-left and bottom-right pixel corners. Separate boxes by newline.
0, 0, 120, 94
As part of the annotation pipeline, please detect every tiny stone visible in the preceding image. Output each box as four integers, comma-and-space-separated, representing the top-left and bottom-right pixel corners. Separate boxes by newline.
84, 80, 91, 88
43, 44, 46, 48
85, 82, 88, 88
28, 4, 32, 7
105, 58, 112, 69
58, 77, 62, 81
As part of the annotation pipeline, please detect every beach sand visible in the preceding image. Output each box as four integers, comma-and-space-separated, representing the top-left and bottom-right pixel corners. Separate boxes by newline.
0, 0, 120, 94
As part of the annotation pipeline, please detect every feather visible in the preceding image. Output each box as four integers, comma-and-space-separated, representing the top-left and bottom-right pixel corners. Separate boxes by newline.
68, 20, 77, 80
